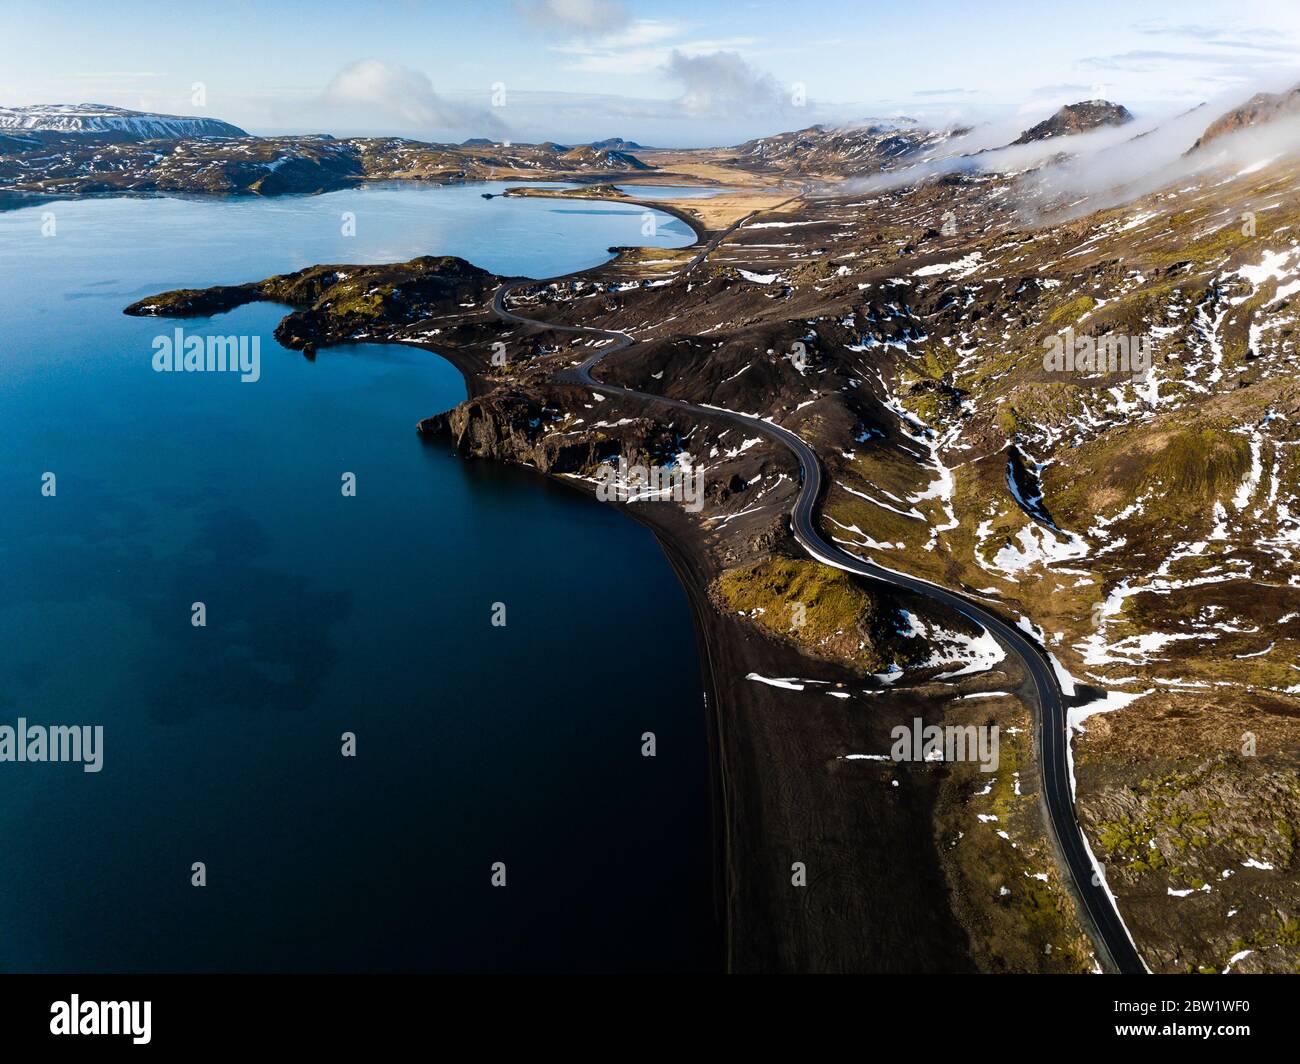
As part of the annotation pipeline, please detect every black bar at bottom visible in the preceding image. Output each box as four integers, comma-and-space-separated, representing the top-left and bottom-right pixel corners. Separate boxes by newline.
0, 972, 1285, 1050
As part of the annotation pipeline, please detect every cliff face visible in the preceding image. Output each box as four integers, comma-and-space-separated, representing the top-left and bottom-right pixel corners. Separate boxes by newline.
1192, 83, 1300, 151
421, 391, 597, 472
418, 388, 684, 477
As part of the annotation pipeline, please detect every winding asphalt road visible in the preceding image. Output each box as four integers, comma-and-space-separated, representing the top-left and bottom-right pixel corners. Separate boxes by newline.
489, 196, 1147, 975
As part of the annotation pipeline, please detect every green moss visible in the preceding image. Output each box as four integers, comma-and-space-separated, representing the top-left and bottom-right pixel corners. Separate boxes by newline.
1049, 421, 1251, 537
714, 557, 888, 670
1147, 213, 1254, 272
328, 289, 387, 318
1239, 913, 1300, 955
995, 406, 1019, 437
1044, 295, 1096, 327
1090, 760, 1298, 890
1149, 427, 1250, 497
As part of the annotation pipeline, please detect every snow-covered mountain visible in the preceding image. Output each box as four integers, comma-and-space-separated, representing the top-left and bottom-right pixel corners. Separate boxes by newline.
0, 103, 245, 139
733, 121, 962, 177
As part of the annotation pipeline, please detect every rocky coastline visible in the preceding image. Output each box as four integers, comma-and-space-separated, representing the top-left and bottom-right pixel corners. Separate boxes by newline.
123, 186, 1086, 972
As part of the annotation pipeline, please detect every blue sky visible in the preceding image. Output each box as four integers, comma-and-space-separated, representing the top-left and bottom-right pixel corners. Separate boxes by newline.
2, 0, 1298, 145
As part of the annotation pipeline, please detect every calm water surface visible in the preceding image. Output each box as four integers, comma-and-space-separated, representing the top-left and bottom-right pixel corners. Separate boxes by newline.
0, 182, 718, 972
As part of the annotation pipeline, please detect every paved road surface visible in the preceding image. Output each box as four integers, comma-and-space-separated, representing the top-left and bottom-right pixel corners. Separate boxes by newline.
489, 196, 1147, 975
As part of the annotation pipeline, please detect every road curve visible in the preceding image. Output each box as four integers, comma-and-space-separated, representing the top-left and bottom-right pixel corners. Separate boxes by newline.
488, 197, 1147, 975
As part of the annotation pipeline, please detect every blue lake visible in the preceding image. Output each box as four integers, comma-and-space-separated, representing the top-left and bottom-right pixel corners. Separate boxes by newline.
0, 183, 718, 972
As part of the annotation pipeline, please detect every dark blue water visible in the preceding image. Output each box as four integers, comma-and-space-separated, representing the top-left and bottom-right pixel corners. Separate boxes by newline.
0, 184, 717, 972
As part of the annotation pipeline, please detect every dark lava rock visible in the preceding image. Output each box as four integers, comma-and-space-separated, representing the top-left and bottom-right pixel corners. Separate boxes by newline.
1013, 100, 1134, 144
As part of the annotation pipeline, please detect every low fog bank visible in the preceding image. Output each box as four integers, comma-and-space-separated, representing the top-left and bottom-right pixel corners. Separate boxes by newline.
820, 77, 1300, 217
1020, 109, 1300, 222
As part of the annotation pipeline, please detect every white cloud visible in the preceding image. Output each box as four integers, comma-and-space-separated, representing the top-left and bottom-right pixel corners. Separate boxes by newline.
586, 19, 682, 50
517, 0, 629, 33
553, 21, 758, 76
321, 59, 503, 135
553, 18, 682, 54
664, 49, 799, 118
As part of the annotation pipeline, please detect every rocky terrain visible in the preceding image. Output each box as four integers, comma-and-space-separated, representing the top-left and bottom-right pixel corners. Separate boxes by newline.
555, 145, 651, 170
121, 90, 1300, 974
1012, 100, 1134, 144
733, 119, 968, 179
124, 256, 500, 356
0, 104, 662, 198
1193, 85, 1300, 151
729, 101, 1138, 182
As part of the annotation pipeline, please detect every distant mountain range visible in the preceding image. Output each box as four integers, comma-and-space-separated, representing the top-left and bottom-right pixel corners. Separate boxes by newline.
0, 103, 245, 139
5, 90, 1300, 200
0, 107, 663, 197
730, 92, 1300, 181
461, 136, 648, 152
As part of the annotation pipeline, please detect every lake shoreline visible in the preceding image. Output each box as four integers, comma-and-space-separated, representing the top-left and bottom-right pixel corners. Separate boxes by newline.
6, 184, 722, 972
406, 188, 735, 961
392, 186, 867, 972
399, 183, 984, 972
118, 178, 979, 972
378, 187, 743, 968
